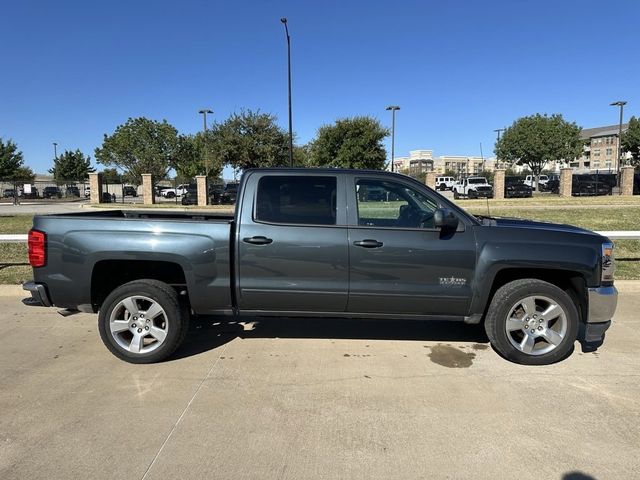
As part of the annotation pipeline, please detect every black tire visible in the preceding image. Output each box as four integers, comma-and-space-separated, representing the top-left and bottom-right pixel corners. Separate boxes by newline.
453, 190, 459, 199
484, 279, 579, 365
439, 184, 447, 191
98, 279, 189, 363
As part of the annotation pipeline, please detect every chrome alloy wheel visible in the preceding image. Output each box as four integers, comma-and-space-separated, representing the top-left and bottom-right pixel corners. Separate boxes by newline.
504, 295, 568, 356
108, 295, 169, 354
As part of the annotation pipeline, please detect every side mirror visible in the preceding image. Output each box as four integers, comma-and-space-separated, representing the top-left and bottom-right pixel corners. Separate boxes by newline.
434, 208, 459, 231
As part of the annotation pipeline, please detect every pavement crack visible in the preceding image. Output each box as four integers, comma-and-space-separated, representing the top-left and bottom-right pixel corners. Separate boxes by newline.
140, 342, 230, 480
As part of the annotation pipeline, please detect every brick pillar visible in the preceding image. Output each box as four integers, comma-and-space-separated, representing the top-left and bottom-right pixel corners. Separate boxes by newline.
89, 172, 103, 204
425, 171, 436, 190
559, 168, 573, 197
142, 174, 154, 205
493, 168, 505, 200
621, 166, 634, 196
196, 175, 208, 206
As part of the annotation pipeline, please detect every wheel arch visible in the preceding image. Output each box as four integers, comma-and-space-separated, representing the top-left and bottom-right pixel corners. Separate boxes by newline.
478, 268, 588, 325
91, 260, 187, 312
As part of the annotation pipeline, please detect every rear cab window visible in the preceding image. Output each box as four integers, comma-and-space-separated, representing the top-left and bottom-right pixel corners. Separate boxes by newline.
255, 175, 337, 225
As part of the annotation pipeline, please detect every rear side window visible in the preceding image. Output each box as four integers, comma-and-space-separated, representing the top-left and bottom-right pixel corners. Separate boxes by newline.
255, 176, 337, 225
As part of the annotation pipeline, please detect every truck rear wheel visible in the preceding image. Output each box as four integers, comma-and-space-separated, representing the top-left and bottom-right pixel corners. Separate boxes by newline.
98, 279, 189, 363
484, 279, 579, 365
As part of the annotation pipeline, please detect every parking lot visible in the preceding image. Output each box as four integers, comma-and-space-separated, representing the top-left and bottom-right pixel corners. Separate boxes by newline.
1, 284, 638, 479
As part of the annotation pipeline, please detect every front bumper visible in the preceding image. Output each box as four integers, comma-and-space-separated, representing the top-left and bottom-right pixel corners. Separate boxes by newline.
581, 286, 617, 347
587, 286, 617, 323
22, 281, 52, 307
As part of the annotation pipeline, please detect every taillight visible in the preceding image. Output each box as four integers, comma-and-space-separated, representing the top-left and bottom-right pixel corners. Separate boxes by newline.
28, 229, 46, 267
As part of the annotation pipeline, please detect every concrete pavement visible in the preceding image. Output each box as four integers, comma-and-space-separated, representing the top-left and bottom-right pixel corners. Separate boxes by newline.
0, 285, 638, 479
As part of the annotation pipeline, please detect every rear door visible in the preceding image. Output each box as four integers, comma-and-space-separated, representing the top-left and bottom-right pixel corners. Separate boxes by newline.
236, 172, 349, 312
346, 175, 477, 316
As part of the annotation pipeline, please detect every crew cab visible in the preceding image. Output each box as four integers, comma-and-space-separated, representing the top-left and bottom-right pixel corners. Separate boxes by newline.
452, 176, 493, 199
23, 168, 617, 365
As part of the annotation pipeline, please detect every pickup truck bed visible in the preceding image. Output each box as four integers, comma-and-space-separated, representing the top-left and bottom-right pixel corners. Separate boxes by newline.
31, 210, 235, 315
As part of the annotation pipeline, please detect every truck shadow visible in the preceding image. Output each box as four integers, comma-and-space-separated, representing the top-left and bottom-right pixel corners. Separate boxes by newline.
172, 316, 490, 360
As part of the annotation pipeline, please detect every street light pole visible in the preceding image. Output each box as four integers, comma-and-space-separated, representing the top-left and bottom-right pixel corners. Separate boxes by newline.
494, 128, 505, 168
53, 142, 58, 160
198, 109, 213, 177
610, 101, 627, 178
281, 18, 294, 167
386, 106, 400, 172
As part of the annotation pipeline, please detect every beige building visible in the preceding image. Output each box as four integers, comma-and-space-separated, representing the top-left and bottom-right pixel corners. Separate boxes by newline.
574, 124, 629, 172
390, 149, 495, 175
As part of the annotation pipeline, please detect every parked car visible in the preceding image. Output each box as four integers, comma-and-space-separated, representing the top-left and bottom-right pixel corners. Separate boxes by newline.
572, 175, 612, 196
547, 179, 561, 194
504, 176, 533, 198
65, 186, 80, 197
220, 182, 239, 204
160, 184, 189, 198
357, 185, 387, 202
181, 187, 198, 205
23, 168, 617, 366
453, 177, 493, 199
435, 176, 456, 191
42, 187, 63, 199
538, 174, 559, 192
123, 186, 138, 197
101, 192, 113, 203
3, 188, 16, 198
209, 184, 225, 204
21, 187, 39, 199
524, 174, 549, 191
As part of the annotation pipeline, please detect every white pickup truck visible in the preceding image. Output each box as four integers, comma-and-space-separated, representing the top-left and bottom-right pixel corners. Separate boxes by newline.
160, 184, 190, 198
453, 177, 493, 199
524, 175, 548, 190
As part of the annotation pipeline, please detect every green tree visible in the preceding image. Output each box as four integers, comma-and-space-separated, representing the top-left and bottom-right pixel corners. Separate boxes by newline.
308, 116, 389, 169
212, 110, 290, 171
293, 144, 311, 166
101, 168, 123, 184
49, 149, 95, 182
94, 117, 179, 184
0, 138, 34, 180
173, 133, 223, 180
621, 116, 640, 166
495, 114, 582, 189
10, 166, 36, 182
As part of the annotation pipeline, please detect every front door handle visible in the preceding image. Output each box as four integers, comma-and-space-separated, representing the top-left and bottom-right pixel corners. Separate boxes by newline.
353, 239, 383, 248
243, 236, 273, 245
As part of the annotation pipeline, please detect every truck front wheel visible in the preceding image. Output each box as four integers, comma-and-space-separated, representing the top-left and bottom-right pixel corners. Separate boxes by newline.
484, 279, 579, 365
98, 279, 189, 363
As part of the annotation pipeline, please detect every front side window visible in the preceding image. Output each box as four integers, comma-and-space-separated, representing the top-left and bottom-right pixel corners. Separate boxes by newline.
255, 176, 337, 225
355, 179, 438, 229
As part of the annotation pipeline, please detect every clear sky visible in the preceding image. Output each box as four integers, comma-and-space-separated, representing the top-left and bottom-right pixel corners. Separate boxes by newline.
1, 0, 638, 178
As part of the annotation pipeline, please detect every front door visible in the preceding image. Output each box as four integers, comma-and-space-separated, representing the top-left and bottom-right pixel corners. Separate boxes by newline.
347, 176, 476, 316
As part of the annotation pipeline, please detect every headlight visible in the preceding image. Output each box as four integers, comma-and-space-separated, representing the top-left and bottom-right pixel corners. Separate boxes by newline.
602, 242, 615, 282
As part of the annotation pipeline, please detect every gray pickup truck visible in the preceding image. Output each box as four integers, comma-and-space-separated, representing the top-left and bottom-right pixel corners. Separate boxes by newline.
23, 168, 617, 365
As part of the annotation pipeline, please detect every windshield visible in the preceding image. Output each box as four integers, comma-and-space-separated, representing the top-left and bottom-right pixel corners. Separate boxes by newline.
468, 178, 487, 184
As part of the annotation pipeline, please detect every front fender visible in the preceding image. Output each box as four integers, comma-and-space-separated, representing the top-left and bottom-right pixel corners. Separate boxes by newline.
470, 239, 599, 316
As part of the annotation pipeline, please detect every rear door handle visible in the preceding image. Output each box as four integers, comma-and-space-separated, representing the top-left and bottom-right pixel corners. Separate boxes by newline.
243, 236, 273, 245
353, 239, 383, 248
